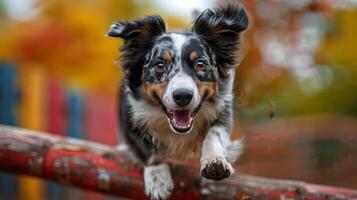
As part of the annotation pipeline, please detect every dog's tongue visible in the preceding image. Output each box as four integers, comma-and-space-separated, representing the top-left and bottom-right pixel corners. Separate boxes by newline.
173, 110, 191, 126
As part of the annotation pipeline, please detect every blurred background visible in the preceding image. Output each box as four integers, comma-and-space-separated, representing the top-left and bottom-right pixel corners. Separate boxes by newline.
0, 0, 356, 199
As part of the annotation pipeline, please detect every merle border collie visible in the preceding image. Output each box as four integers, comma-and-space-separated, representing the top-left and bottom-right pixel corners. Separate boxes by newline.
108, 1, 248, 199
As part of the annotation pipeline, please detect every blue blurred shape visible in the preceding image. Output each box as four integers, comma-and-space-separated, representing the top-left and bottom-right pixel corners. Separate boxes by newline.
0, 62, 18, 125
67, 91, 83, 139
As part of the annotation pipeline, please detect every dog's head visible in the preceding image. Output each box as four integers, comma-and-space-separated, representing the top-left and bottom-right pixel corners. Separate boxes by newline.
108, 2, 248, 134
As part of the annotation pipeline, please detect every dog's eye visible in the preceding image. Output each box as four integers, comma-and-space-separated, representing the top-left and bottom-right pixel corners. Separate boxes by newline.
154, 61, 167, 73
195, 60, 207, 71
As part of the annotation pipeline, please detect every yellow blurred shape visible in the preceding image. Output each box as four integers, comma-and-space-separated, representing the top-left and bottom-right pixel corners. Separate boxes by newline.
18, 66, 47, 200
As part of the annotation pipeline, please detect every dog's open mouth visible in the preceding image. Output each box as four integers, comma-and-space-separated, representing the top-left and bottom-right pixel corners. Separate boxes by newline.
155, 94, 205, 134
168, 110, 194, 133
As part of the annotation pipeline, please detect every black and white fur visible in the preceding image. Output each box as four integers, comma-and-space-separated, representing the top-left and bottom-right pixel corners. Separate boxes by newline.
108, 1, 248, 199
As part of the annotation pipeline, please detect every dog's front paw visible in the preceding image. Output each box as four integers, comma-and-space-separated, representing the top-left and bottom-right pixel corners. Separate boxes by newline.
200, 157, 234, 181
144, 163, 174, 200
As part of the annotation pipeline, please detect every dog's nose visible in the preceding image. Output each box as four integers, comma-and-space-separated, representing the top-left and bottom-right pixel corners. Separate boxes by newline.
173, 88, 193, 107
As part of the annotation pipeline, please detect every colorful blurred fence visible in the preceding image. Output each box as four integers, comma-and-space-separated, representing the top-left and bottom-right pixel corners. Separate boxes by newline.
0, 61, 119, 200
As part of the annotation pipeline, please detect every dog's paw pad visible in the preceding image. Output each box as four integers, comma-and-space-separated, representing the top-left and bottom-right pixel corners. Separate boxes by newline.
201, 157, 233, 181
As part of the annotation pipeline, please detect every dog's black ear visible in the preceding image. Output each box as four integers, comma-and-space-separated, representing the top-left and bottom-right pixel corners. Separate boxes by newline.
107, 15, 166, 66
192, 2, 248, 77
108, 15, 166, 40
107, 15, 166, 90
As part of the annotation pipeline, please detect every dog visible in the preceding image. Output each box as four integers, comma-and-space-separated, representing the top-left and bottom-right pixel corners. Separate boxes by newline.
108, 1, 248, 199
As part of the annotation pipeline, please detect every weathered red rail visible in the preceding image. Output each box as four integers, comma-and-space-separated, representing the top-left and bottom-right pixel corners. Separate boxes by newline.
0, 125, 356, 199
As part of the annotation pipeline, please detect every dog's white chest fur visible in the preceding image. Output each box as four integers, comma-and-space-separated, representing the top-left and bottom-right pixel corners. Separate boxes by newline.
127, 91, 223, 158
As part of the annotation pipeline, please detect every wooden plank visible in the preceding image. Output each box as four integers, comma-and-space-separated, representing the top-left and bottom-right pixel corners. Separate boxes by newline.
0, 125, 356, 199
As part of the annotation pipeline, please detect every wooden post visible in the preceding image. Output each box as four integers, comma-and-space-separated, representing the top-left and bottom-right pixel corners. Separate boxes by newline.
0, 125, 356, 200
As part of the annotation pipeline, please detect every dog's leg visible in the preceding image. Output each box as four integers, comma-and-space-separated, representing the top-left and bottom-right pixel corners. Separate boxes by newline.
144, 162, 174, 200
122, 133, 174, 199
120, 136, 174, 199
200, 125, 234, 181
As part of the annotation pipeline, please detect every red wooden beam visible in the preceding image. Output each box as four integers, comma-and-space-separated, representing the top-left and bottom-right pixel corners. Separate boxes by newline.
0, 125, 356, 199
